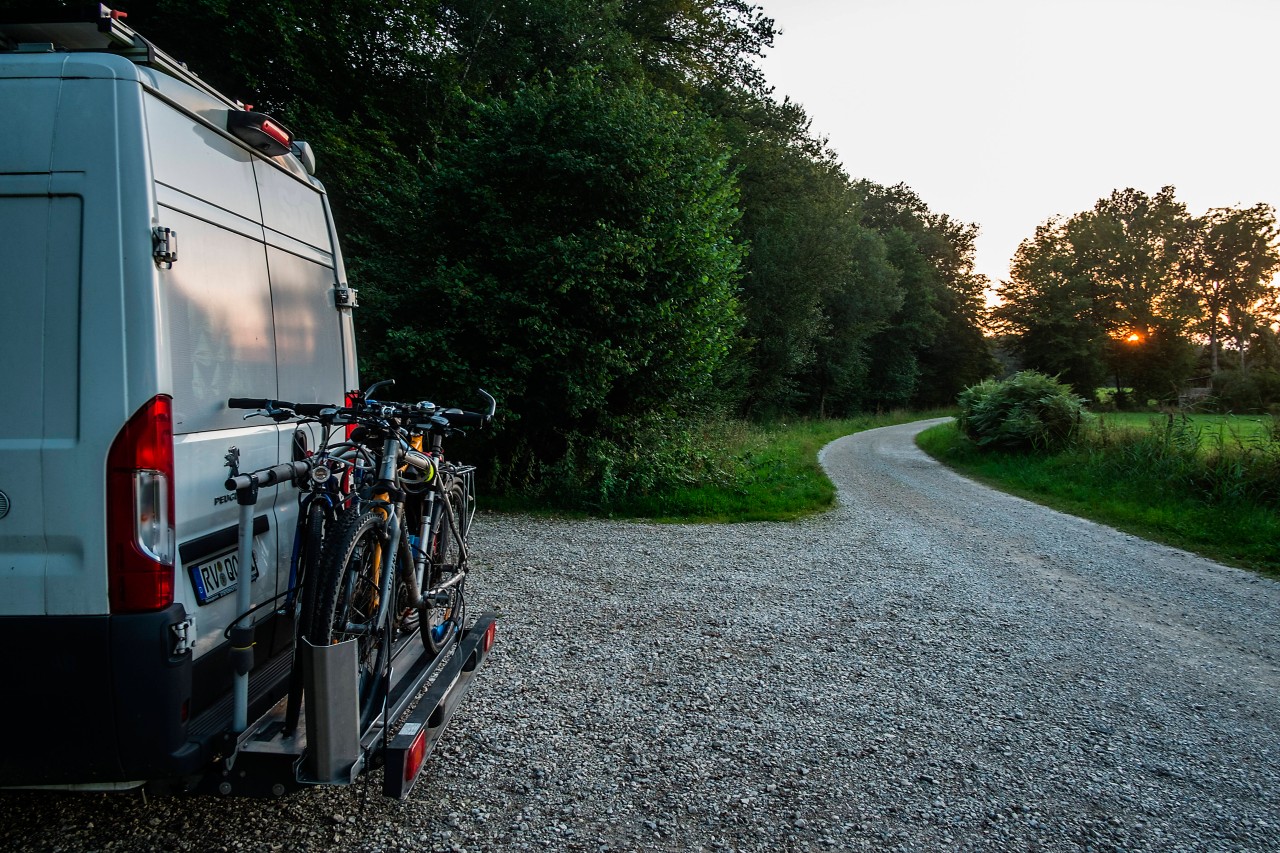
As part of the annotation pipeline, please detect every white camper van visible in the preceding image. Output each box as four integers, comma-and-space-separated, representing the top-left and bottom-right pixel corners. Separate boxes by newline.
0, 9, 360, 787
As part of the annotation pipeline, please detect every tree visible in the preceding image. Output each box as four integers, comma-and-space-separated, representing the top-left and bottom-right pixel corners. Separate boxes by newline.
358, 70, 745, 470
618, 0, 777, 96
804, 225, 903, 417
1186, 204, 1280, 371
854, 182, 995, 408
997, 187, 1197, 402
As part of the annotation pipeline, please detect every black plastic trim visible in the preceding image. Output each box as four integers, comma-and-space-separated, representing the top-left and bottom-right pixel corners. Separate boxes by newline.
0, 604, 196, 785
179, 515, 269, 565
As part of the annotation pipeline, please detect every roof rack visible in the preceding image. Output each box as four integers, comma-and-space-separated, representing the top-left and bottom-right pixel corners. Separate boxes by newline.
0, 3, 240, 108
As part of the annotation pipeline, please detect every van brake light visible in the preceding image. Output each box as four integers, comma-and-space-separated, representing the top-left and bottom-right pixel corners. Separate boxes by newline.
107, 395, 176, 613
227, 110, 294, 157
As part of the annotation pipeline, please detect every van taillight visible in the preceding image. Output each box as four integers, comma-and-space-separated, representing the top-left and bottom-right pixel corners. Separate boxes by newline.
107, 395, 176, 613
345, 390, 358, 440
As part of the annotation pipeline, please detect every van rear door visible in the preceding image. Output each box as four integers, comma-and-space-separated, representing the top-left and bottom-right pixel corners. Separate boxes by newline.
145, 93, 288, 677
0, 189, 83, 615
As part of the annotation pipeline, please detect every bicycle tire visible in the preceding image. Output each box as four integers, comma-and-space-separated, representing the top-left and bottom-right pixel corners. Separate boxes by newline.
309, 508, 392, 728
420, 481, 466, 655
294, 499, 329, 642
284, 497, 332, 734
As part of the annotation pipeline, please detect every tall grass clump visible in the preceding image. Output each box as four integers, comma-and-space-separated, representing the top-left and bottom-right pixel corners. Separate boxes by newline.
957, 371, 1088, 452
1085, 414, 1280, 507
488, 410, 950, 520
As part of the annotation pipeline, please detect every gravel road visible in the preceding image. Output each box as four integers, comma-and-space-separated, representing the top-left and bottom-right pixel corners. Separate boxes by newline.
3, 418, 1278, 852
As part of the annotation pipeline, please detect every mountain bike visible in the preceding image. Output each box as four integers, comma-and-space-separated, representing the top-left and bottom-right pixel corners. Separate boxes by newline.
305, 386, 495, 728
227, 395, 376, 731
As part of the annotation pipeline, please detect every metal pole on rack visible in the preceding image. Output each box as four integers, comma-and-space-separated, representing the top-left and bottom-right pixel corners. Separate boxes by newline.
225, 447, 258, 733
223, 455, 309, 735
231, 489, 256, 733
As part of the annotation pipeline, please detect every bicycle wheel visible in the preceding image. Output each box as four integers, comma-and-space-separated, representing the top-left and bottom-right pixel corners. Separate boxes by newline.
419, 482, 465, 655
294, 499, 329, 640
310, 509, 392, 728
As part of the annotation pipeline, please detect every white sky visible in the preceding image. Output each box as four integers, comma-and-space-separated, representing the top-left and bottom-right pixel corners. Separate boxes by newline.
759, 0, 1280, 289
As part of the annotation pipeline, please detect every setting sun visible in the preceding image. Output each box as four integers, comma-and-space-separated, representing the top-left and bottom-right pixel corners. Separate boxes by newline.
1126, 332, 1142, 343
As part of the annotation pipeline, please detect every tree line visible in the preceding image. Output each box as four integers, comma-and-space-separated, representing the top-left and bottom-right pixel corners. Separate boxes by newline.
994, 187, 1280, 408
9, 0, 995, 500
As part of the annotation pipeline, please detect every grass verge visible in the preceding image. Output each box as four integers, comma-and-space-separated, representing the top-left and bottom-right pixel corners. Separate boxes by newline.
916, 419, 1280, 577
490, 410, 950, 523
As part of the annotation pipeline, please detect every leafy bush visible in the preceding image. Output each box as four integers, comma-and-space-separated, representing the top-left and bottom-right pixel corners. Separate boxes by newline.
956, 371, 1087, 452
1211, 368, 1280, 413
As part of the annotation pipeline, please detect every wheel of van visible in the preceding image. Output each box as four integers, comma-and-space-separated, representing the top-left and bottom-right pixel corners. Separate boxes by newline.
310, 509, 392, 730
420, 483, 466, 656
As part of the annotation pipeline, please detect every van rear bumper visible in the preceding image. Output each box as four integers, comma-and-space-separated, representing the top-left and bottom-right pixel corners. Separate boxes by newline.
0, 604, 202, 786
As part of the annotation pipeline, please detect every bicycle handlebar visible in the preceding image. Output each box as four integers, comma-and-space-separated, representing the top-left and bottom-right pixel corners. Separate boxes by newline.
441, 409, 486, 427
228, 387, 496, 430
228, 397, 285, 410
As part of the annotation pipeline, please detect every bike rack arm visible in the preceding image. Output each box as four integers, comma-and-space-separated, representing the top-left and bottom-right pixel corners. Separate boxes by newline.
224, 455, 311, 732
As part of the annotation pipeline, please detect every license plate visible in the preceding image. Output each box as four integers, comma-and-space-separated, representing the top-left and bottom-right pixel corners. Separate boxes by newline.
189, 547, 260, 605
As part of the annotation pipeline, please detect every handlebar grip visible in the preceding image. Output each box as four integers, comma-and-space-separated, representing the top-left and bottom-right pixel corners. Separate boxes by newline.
442, 410, 487, 427
262, 460, 309, 485
228, 397, 276, 410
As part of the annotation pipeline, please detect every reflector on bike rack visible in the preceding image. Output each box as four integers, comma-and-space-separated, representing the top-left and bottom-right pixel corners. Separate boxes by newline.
383, 612, 498, 798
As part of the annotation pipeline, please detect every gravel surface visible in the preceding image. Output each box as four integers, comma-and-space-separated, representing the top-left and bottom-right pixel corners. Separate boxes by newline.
3, 418, 1278, 852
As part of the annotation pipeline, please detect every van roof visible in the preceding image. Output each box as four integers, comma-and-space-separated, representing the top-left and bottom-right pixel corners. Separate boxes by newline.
0, 6, 320, 179
0, 5, 239, 109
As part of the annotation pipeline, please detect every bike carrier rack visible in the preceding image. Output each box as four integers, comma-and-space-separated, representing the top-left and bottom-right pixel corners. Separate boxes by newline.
205, 451, 497, 799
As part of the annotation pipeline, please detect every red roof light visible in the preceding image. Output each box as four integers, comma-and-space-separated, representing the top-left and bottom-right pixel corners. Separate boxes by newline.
227, 110, 294, 157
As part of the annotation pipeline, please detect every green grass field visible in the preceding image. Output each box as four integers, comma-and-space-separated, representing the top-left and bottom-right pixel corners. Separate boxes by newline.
1092, 411, 1275, 446
917, 417, 1280, 577
615, 412, 951, 522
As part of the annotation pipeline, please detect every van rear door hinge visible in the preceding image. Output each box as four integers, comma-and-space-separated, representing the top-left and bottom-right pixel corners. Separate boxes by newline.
152, 226, 178, 268
172, 617, 196, 655
335, 286, 358, 309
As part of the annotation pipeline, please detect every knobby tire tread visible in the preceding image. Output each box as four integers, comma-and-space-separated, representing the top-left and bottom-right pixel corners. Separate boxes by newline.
420, 481, 467, 655
309, 508, 390, 729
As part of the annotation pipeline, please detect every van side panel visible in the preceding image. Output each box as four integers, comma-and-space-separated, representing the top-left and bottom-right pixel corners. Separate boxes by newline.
268, 247, 349, 404
255, 158, 331, 253
147, 93, 261, 225
158, 202, 277, 434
